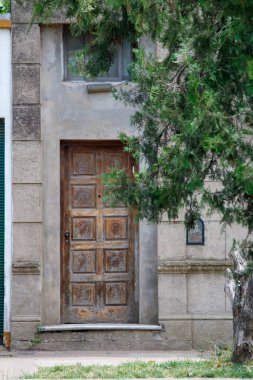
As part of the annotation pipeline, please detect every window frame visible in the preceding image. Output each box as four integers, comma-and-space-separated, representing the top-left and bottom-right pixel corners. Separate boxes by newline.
63, 26, 131, 83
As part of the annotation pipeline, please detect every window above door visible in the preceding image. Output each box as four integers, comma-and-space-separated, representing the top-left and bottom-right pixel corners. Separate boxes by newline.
63, 26, 132, 82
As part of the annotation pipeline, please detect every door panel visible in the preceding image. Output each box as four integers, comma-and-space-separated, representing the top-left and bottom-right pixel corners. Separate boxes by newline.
61, 142, 137, 323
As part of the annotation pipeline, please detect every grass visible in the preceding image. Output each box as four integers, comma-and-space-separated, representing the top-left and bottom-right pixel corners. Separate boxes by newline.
22, 351, 253, 379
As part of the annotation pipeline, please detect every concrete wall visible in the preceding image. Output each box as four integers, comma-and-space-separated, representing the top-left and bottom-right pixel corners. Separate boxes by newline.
11, 0, 42, 345
40, 25, 134, 325
10, 0, 233, 350
40, 25, 158, 327
10, 5, 158, 347
157, 210, 233, 349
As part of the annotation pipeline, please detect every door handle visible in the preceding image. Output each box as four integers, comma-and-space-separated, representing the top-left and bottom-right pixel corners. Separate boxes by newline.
64, 231, 70, 244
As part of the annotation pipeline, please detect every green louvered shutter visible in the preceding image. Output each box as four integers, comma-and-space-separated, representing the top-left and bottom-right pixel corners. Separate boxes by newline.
0, 118, 4, 342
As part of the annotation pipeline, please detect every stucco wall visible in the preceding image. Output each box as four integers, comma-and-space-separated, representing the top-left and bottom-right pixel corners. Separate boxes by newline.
10, 0, 234, 350
157, 210, 235, 348
40, 25, 135, 325
40, 25, 158, 328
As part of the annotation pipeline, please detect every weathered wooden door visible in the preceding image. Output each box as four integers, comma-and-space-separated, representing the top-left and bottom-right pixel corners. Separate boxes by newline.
61, 142, 137, 324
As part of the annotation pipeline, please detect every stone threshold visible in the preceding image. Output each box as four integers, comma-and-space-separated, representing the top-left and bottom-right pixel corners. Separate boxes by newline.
39, 323, 163, 333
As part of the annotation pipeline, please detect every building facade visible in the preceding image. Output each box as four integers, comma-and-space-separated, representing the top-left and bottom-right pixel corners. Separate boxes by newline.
0, 11, 11, 348
0, 0, 238, 350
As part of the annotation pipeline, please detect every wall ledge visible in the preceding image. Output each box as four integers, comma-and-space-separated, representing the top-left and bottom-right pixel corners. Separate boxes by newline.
160, 314, 232, 320
158, 259, 232, 274
11, 316, 41, 322
12, 261, 40, 275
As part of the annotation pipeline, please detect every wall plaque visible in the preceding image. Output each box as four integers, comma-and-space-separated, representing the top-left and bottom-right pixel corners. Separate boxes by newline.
186, 218, 205, 245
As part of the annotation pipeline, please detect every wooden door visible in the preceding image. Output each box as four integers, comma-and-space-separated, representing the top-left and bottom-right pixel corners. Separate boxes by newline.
61, 142, 137, 323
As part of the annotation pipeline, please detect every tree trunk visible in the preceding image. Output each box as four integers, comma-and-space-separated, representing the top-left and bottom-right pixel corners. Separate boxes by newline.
225, 243, 253, 363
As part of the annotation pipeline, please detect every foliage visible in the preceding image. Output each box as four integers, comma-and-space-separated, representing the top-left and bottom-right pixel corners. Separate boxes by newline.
31, 0, 253, 232
0, 0, 10, 14
23, 355, 253, 379
29, 0, 253, 364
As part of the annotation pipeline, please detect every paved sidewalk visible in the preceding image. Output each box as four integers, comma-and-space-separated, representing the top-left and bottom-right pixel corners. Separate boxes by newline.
0, 350, 210, 379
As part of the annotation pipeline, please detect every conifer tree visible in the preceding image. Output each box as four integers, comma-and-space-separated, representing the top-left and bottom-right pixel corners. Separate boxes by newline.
31, 0, 253, 362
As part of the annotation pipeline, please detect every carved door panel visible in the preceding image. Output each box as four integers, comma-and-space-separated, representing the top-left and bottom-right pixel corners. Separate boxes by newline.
61, 143, 137, 323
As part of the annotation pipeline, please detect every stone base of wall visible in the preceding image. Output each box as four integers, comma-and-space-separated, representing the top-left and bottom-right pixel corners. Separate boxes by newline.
12, 330, 167, 351
161, 319, 233, 351
10, 319, 232, 351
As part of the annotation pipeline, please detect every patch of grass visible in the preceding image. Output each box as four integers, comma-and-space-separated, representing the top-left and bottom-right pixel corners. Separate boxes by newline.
29, 336, 43, 349
22, 353, 253, 379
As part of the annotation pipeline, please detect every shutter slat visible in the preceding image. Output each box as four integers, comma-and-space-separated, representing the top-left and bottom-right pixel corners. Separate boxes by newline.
0, 118, 5, 337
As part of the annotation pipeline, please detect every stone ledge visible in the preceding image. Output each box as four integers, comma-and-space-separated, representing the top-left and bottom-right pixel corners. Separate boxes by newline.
11, 316, 41, 322
158, 260, 232, 274
160, 314, 232, 320
12, 261, 40, 274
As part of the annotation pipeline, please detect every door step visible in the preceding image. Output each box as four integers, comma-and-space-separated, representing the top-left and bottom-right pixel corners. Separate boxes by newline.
14, 324, 168, 351
39, 323, 163, 332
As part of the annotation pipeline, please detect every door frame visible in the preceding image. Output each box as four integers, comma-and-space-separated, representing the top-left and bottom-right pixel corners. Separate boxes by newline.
41, 138, 158, 326
60, 140, 139, 323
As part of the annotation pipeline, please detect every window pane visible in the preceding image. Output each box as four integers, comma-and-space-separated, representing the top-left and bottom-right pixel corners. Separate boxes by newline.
64, 26, 131, 82
122, 39, 132, 80
64, 29, 86, 81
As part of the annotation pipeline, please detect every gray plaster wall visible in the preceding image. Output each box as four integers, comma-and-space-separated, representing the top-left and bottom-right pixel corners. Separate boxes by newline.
10, 1, 234, 349
157, 211, 234, 349
40, 25, 158, 327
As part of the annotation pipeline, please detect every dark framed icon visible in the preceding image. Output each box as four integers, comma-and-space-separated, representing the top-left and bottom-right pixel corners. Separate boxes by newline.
186, 218, 205, 245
